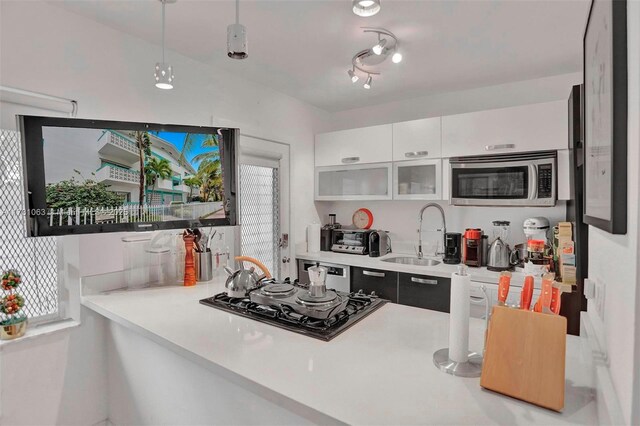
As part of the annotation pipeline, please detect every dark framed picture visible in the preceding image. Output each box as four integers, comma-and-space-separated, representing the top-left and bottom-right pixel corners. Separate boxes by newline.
582, 0, 627, 234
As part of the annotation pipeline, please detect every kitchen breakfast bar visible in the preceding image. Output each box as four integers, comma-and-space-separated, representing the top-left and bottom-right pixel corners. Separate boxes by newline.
81, 276, 596, 425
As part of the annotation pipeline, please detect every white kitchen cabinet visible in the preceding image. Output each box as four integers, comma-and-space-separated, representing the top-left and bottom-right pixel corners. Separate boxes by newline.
315, 124, 392, 167
441, 100, 568, 158
315, 163, 393, 201
392, 117, 441, 161
393, 159, 442, 200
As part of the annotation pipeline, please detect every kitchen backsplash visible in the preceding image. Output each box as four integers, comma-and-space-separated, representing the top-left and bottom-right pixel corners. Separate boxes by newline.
314, 201, 567, 255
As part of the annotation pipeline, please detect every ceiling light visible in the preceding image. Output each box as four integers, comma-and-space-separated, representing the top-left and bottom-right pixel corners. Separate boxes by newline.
363, 75, 372, 89
352, 0, 381, 17
227, 0, 248, 59
155, 0, 175, 89
348, 68, 359, 83
348, 28, 402, 89
372, 38, 387, 55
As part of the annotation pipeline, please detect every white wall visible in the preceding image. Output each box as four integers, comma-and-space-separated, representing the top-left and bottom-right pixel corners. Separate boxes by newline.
587, 2, 640, 424
321, 72, 581, 132
0, 1, 327, 424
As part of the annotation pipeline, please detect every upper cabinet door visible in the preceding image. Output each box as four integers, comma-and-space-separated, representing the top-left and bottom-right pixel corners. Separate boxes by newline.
392, 117, 441, 161
441, 100, 568, 158
315, 124, 392, 167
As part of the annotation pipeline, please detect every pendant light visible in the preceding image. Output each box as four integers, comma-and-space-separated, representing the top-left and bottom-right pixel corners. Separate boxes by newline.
227, 0, 248, 59
155, 0, 175, 90
352, 0, 381, 17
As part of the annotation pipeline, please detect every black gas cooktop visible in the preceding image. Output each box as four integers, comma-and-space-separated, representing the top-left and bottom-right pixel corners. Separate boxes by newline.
199, 280, 387, 341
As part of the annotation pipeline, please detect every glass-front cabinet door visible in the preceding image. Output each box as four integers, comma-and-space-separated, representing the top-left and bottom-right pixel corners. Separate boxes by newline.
315, 163, 393, 201
393, 159, 442, 200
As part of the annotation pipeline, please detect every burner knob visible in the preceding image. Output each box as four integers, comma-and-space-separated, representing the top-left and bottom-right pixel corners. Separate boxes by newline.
357, 289, 364, 295
370, 291, 377, 297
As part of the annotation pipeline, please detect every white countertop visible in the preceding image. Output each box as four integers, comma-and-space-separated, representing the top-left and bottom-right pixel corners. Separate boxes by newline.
81, 277, 596, 425
297, 250, 541, 288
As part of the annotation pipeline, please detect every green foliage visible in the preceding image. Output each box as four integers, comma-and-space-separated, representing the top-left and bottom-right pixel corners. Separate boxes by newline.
145, 157, 173, 187
45, 175, 123, 209
197, 159, 223, 202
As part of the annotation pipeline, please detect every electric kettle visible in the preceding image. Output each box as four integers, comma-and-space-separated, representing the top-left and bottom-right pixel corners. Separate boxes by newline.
486, 238, 513, 272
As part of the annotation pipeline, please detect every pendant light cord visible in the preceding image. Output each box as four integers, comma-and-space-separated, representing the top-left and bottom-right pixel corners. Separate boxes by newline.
161, 0, 166, 63
236, 0, 240, 24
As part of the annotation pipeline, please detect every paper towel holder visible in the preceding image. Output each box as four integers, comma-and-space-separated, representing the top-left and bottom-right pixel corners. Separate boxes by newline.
433, 265, 485, 378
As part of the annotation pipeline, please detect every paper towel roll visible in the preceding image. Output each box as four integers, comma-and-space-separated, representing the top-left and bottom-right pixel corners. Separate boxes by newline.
307, 223, 321, 253
449, 266, 471, 363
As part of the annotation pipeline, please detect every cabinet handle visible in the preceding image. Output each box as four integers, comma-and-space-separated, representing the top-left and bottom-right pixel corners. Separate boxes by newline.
411, 277, 438, 285
485, 144, 515, 151
405, 151, 429, 158
341, 156, 360, 164
363, 270, 385, 278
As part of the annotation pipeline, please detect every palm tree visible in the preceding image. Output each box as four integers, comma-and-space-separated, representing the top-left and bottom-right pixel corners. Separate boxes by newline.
130, 131, 151, 216
144, 157, 173, 204
183, 176, 202, 200
197, 158, 222, 202
178, 133, 221, 170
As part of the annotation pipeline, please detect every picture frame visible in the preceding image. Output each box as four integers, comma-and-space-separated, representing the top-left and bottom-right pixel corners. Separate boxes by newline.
582, 0, 627, 234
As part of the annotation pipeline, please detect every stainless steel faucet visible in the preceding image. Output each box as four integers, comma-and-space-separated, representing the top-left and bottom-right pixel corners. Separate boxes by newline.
417, 203, 447, 259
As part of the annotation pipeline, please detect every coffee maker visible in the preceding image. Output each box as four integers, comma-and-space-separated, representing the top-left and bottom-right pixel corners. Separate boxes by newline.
462, 228, 483, 267
443, 232, 462, 264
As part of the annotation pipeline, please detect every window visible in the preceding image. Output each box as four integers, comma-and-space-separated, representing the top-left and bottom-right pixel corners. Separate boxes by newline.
0, 130, 59, 322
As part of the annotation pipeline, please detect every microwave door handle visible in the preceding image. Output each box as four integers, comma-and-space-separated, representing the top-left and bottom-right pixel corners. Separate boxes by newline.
528, 164, 538, 200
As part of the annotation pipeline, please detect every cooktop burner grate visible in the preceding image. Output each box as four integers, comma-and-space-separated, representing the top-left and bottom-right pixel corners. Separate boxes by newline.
199, 283, 387, 341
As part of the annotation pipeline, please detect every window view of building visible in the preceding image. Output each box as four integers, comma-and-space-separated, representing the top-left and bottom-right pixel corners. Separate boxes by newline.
41, 127, 225, 225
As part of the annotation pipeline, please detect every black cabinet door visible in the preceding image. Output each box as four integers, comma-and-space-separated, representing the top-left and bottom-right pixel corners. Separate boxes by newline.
351, 267, 398, 303
398, 273, 450, 313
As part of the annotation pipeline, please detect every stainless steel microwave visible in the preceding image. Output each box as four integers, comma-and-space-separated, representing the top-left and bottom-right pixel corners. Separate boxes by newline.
449, 151, 556, 207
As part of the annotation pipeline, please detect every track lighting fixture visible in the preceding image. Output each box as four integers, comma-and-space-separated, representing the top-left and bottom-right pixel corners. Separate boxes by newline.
155, 0, 175, 90
227, 0, 248, 59
363, 75, 372, 89
352, 0, 381, 17
347, 27, 402, 89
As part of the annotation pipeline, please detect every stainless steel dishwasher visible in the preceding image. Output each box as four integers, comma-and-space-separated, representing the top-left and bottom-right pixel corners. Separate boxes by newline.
297, 260, 350, 293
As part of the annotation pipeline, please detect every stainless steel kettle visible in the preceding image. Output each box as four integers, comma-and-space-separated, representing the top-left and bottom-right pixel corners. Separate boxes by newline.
486, 237, 513, 272
224, 262, 263, 298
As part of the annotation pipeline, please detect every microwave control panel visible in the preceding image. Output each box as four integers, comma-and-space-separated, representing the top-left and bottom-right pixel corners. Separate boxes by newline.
537, 164, 553, 198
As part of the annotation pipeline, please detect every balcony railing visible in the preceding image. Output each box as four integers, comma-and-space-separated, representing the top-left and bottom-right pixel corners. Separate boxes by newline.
96, 164, 140, 184
106, 131, 138, 154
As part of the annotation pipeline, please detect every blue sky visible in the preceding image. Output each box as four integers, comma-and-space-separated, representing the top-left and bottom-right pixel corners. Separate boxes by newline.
152, 131, 219, 168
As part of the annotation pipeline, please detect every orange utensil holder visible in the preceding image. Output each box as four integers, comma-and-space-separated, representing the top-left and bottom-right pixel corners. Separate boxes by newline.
480, 305, 567, 411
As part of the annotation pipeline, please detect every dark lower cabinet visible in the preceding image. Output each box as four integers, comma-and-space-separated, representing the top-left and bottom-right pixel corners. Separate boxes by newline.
398, 273, 451, 313
351, 267, 398, 303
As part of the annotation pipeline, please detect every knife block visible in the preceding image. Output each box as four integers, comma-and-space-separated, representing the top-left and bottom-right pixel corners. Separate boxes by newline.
480, 305, 567, 411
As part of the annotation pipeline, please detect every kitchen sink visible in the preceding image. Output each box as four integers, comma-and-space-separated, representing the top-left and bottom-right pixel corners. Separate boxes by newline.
381, 256, 441, 266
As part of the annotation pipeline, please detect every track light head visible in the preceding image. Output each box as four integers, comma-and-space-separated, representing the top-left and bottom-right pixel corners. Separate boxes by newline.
392, 51, 403, 63
348, 69, 359, 83
372, 38, 387, 55
363, 75, 372, 89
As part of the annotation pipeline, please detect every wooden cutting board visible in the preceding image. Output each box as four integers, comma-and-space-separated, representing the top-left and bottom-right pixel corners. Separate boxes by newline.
480, 305, 567, 411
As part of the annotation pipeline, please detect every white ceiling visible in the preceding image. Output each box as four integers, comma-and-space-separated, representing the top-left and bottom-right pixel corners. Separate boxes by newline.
50, 0, 590, 112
